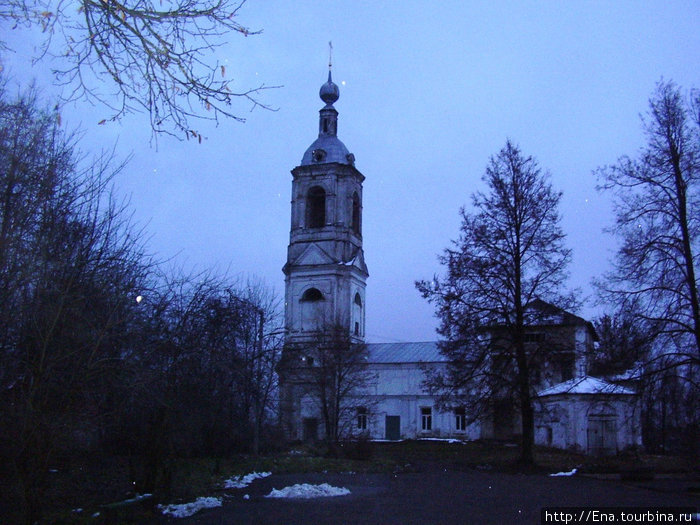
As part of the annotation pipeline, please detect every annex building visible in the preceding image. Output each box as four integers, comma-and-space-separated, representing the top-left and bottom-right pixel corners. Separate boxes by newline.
277, 69, 641, 455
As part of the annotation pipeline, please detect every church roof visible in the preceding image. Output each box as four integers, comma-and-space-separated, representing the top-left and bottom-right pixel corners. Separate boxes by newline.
366, 341, 445, 364
301, 135, 351, 165
525, 299, 598, 340
537, 376, 636, 397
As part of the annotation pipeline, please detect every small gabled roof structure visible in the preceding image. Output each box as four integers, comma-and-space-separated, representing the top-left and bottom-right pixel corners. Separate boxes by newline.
537, 376, 636, 397
292, 243, 336, 266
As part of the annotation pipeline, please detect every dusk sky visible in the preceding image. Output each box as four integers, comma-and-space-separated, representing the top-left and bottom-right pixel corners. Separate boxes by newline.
2, 1, 699, 343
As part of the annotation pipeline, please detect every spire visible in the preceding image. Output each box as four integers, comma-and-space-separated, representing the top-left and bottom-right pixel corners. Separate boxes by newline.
319, 41, 339, 107
318, 53, 339, 137
301, 51, 354, 166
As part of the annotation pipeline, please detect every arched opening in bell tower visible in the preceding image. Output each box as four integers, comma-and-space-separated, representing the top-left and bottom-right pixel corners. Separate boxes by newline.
352, 192, 361, 235
353, 292, 363, 336
306, 186, 326, 228
300, 287, 325, 331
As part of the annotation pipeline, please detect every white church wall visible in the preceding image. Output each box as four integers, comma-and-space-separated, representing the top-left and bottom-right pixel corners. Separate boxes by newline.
372, 363, 427, 396
359, 362, 480, 440
536, 395, 641, 454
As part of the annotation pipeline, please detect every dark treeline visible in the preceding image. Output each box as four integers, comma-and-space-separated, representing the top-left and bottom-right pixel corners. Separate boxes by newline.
0, 84, 282, 523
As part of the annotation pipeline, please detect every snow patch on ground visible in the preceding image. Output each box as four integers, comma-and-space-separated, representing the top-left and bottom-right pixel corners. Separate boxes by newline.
417, 438, 466, 444
549, 468, 577, 477
157, 497, 222, 518
265, 483, 351, 499
224, 471, 271, 489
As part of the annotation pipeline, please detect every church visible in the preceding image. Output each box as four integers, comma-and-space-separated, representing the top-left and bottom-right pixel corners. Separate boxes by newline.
277, 68, 641, 455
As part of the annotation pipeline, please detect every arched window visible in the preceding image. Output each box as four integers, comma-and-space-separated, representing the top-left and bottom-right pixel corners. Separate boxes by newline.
352, 292, 363, 336
351, 192, 361, 235
306, 186, 326, 229
300, 287, 324, 330
301, 288, 324, 302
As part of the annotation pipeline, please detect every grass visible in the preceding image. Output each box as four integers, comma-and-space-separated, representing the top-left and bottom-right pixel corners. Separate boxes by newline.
3, 440, 697, 523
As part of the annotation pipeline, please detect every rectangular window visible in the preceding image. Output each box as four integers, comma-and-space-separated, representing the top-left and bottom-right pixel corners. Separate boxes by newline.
455, 407, 466, 431
421, 407, 432, 431
523, 333, 544, 343
357, 407, 367, 431
560, 355, 575, 381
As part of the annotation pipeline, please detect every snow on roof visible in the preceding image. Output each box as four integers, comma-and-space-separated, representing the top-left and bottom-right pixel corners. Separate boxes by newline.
366, 341, 445, 364
537, 376, 636, 397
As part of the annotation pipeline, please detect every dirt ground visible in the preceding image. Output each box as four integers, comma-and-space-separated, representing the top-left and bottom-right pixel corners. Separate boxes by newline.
163, 463, 700, 525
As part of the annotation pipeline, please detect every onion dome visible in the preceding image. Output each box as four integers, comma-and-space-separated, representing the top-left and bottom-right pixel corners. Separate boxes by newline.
319, 70, 339, 106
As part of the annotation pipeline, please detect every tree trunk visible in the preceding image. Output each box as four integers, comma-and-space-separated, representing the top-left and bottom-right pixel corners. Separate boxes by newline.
671, 147, 700, 357
515, 347, 535, 466
519, 394, 535, 465
514, 243, 535, 466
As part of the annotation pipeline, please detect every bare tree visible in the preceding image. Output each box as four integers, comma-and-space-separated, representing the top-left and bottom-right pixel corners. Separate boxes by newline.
1, 0, 277, 137
596, 80, 699, 366
595, 81, 699, 457
111, 270, 282, 493
632, 341, 699, 457
291, 325, 373, 443
0, 80, 284, 521
590, 307, 653, 377
417, 140, 573, 465
0, 84, 151, 524
116, 272, 224, 492
226, 278, 282, 455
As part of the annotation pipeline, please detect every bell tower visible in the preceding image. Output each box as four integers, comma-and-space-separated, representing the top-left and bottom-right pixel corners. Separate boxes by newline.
278, 66, 368, 440
282, 68, 368, 344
